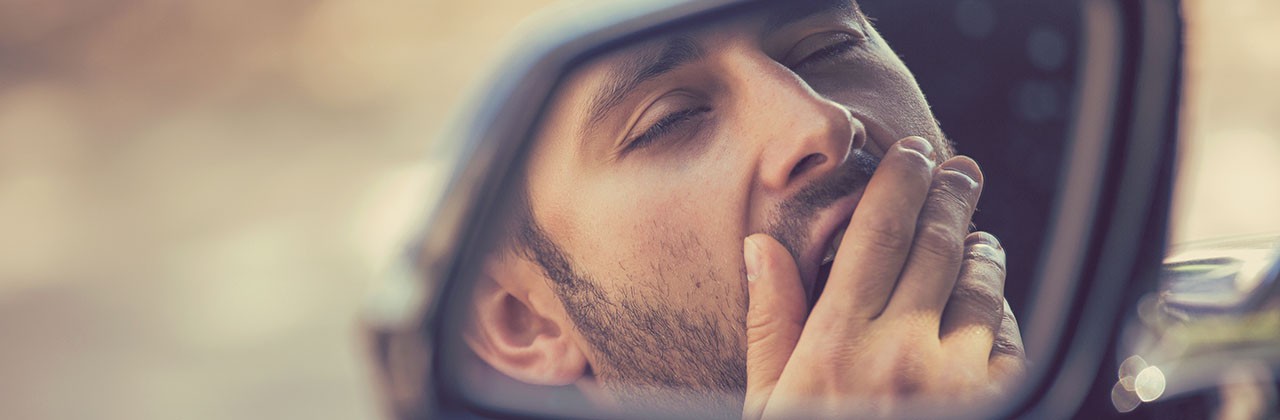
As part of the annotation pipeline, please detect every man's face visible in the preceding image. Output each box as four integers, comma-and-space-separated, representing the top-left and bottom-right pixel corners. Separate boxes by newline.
501, 0, 949, 410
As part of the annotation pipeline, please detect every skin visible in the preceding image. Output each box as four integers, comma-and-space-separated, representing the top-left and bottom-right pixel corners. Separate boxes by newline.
462, 1, 1026, 417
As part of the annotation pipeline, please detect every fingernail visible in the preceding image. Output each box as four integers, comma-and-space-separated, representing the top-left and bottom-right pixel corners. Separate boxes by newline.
939, 156, 982, 183
898, 136, 934, 157
744, 237, 761, 282
966, 231, 1001, 248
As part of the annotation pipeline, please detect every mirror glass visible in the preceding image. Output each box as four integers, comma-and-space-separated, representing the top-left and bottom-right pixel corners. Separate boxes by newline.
441, 0, 1082, 417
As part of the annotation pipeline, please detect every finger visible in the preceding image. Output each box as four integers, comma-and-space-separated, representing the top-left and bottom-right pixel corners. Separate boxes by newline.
814, 136, 935, 322
939, 232, 1007, 362
881, 156, 983, 321
989, 299, 1027, 381
742, 234, 808, 420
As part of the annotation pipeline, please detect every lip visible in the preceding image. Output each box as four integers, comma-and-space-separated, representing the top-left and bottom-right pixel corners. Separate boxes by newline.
796, 188, 865, 307
792, 117, 891, 308
774, 115, 896, 308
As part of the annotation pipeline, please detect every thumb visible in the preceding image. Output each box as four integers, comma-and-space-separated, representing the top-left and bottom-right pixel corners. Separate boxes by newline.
742, 234, 808, 420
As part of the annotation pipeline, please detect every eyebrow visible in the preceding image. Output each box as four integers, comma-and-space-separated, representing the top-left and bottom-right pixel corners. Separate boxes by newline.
583, 36, 704, 135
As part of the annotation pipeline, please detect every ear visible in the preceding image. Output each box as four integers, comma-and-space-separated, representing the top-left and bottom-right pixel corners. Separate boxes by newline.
463, 253, 589, 386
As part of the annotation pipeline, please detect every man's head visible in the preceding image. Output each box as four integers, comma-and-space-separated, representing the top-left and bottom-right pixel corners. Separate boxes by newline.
463, 0, 953, 414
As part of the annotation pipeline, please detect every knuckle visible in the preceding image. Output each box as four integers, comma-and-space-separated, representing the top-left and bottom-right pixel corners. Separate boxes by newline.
860, 335, 936, 395
914, 223, 964, 265
861, 220, 914, 254
951, 277, 1005, 316
884, 351, 928, 394
745, 309, 772, 334
995, 309, 1026, 357
992, 334, 1026, 358
924, 188, 968, 217
891, 372, 926, 395
746, 312, 784, 341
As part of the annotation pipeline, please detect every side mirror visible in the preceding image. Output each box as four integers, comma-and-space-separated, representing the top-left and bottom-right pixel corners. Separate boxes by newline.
366, 0, 1182, 418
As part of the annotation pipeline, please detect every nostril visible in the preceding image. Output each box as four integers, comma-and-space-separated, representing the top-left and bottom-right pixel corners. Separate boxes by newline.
789, 153, 828, 180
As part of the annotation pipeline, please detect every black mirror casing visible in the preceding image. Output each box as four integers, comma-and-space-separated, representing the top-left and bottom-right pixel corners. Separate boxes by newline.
364, 1, 1183, 418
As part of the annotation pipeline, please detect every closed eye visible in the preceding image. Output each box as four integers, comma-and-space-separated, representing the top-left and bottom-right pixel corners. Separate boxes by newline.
793, 38, 861, 71
624, 106, 712, 152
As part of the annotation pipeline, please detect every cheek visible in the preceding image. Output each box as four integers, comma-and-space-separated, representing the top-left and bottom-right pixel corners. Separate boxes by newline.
835, 73, 939, 152
873, 56, 944, 144
569, 161, 750, 307
814, 50, 941, 152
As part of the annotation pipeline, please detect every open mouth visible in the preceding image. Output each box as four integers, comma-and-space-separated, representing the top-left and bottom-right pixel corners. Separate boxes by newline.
809, 222, 849, 309
782, 147, 878, 311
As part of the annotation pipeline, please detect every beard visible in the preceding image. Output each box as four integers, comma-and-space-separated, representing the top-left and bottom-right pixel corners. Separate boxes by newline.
514, 150, 879, 418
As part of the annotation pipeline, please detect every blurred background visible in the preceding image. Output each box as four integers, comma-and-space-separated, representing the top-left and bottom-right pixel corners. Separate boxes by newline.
0, 1, 1275, 419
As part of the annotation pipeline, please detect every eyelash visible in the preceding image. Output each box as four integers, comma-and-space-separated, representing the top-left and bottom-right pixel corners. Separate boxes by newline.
625, 105, 711, 152
619, 37, 860, 154
794, 38, 862, 71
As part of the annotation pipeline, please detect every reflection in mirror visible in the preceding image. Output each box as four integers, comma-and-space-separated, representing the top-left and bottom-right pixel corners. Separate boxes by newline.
443, 0, 1080, 417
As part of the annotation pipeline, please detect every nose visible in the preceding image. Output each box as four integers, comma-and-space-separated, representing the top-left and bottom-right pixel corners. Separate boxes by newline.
744, 62, 867, 192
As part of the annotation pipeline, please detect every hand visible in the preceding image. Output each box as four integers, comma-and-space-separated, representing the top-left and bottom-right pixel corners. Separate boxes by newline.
741, 137, 1026, 419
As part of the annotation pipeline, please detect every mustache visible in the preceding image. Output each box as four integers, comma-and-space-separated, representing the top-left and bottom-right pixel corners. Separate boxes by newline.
766, 149, 880, 262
